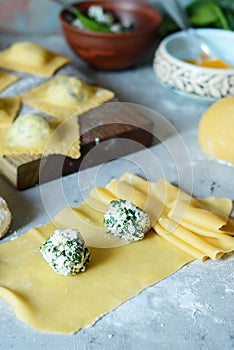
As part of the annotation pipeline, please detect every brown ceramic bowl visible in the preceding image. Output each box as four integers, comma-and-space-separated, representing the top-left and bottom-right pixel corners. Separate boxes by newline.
59, 1, 162, 71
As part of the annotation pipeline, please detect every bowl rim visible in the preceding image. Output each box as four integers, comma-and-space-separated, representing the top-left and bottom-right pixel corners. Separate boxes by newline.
59, 0, 162, 38
158, 28, 234, 73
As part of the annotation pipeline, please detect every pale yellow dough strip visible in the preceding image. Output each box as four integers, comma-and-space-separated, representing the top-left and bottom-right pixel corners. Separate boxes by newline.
115, 172, 234, 260
222, 217, 234, 236
155, 218, 225, 261
168, 200, 226, 230
154, 222, 208, 261
174, 219, 231, 238
196, 197, 233, 219
120, 172, 196, 209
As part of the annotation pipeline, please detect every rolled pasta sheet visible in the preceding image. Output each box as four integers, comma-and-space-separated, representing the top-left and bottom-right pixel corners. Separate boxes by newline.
197, 197, 233, 220
108, 179, 148, 208
120, 173, 174, 207
115, 173, 234, 260
89, 187, 117, 204
174, 219, 229, 238
154, 221, 207, 261
120, 173, 196, 216
220, 217, 234, 236
120, 172, 151, 194
154, 218, 225, 261
168, 200, 226, 231
152, 179, 196, 209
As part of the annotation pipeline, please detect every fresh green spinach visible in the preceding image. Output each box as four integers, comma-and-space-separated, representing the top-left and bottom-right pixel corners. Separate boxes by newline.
159, 0, 234, 37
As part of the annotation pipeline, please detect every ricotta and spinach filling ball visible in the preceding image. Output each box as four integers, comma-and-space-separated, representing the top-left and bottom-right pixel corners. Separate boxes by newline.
104, 199, 151, 241
39, 228, 90, 276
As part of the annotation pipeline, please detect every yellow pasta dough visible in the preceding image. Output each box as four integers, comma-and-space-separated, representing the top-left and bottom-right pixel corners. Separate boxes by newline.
0, 172, 233, 334
0, 113, 81, 158
118, 172, 234, 261
0, 97, 21, 127
21, 75, 115, 119
0, 42, 72, 77
198, 95, 234, 165
0, 70, 20, 92
0, 226, 192, 334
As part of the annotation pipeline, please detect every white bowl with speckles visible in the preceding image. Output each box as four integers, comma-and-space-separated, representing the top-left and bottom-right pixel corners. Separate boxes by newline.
153, 28, 234, 99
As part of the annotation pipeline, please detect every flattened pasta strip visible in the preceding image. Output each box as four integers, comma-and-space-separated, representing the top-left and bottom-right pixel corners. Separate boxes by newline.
168, 200, 226, 231
115, 173, 234, 260
155, 218, 226, 261
154, 222, 209, 261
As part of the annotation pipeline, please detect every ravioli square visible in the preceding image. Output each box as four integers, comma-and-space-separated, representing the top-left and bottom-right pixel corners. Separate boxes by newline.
0, 97, 21, 128
0, 42, 72, 77
0, 113, 80, 159
0, 70, 20, 92
21, 75, 115, 119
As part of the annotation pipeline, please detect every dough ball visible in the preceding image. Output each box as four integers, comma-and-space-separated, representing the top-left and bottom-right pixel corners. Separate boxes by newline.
45, 77, 92, 106
104, 199, 151, 241
39, 228, 91, 276
0, 197, 12, 239
7, 113, 52, 147
198, 96, 234, 165
6, 42, 49, 66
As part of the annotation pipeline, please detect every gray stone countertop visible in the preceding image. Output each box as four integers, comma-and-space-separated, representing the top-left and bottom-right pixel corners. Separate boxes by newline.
0, 34, 233, 350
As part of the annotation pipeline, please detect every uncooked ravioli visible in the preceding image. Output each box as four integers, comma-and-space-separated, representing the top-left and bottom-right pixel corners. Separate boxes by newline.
0, 70, 20, 92
0, 113, 81, 158
21, 75, 115, 119
7, 113, 52, 147
45, 76, 92, 106
198, 95, 234, 165
0, 42, 72, 77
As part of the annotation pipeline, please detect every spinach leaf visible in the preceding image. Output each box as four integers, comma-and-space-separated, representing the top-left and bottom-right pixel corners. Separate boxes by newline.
159, 0, 234, 37
225, 11, 234, 29
73, 9, 111, 32
190, 2, 230, 29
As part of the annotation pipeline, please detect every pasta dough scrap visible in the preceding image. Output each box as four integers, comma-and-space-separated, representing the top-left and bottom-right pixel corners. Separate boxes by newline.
0, 97, 21, 127
0, 70, 20, 92
0, 172, 233, 334
21, 75, 115, 119
198, 95, 234, 165
0, 42, 72, 77
0, 113, 81, 158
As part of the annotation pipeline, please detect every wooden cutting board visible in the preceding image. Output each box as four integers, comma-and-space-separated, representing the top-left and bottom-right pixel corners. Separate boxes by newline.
0, 104, 153, 190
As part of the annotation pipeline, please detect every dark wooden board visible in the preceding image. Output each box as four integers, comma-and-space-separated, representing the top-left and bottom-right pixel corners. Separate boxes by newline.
0, 104, 153, 190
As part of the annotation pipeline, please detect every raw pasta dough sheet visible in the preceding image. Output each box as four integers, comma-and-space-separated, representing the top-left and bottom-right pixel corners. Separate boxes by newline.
0, 224, 193, 334
0, 172, 233, 334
